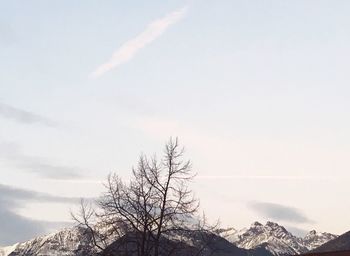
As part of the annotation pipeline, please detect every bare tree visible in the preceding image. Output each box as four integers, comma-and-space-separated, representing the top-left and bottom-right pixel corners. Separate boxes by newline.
73, 138, 218, 256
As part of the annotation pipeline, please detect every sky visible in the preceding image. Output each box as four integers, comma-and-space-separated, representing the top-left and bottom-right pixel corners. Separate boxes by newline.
1, 0, 350, 246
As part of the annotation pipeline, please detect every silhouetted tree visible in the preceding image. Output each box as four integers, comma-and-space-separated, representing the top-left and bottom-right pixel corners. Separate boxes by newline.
73, 138, 218, 256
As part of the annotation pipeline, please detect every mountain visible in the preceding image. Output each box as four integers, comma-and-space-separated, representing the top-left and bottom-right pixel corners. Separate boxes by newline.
303, 230, 338, 251
0, 222, 337, 256
311, 230, 350, 253
219, 221, 337, 256
225, 221, 307, 255
5, 227, 95, 256
302, 251, 350, 256
0, 244, 18, 256
0, 226, 272, 256
102, 230, 273, 256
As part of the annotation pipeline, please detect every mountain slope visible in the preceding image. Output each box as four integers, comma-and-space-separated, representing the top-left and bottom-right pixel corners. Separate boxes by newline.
1, 222, 338, 256
7, 227, 94, 256
230, 221, 307, 255
311, 231, 350, 253
303, 230, 338, 251
0, 244, 18, 256
220, 222, 337, 256
102, 230, 273, 256
2, 226, 273, 256
302, 251, 350, 256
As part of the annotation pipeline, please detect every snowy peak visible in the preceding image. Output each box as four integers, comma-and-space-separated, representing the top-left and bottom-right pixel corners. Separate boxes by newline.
4, 227, 94, 256
215, 227, 238, 241
303, 230, 338, 251
232, 221, 305, 255
3, 226, 274, 256
264, 221, 290, 237
251, 221, 263, 227
0, 244, 17, 256
1, 222, 338, 256
220, 222, 338, 256
247, 221, 289, 237
307, 230, 317, 236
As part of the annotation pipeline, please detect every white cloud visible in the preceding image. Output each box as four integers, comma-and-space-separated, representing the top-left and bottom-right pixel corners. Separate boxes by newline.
90, 6, 188, 78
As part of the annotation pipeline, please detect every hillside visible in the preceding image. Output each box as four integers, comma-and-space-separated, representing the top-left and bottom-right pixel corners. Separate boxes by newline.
311, 231, 350, 253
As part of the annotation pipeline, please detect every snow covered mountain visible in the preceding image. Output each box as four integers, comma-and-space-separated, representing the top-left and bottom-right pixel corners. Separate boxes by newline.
0, 222, 337, 256
1, 227, 94, 256
302, 230, 338, 251
0, 226, 273, 256
219, 221, 338, 256
310, 230, 350, 253
0, 244, 18, 256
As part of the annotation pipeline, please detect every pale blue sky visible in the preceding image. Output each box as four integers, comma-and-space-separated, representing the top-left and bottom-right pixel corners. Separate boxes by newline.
1, 0, 350, 245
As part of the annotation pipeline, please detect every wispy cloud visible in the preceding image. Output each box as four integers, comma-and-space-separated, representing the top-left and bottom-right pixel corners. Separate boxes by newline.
0, 142, 83, 180
0, 206, 69, 246
0, 183, 80, 205
248, 201, 314, 224
0, 102, 57, 127
90, 6, 188, 78
0, 183, 79, 245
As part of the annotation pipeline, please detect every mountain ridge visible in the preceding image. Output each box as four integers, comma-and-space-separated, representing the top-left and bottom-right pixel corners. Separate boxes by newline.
310, 230, 350, 254
218, 221, 337, 256
0, 221, 338, 256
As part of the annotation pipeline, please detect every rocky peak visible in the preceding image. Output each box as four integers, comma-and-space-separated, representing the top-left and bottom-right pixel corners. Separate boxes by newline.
251, 221, 263, 227
225, 221, 337, 255
307, 230, 317, 236
266, 221, 279, 227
